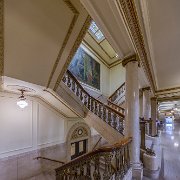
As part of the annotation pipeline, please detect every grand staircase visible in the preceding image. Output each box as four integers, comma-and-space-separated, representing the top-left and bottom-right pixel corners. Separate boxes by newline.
53, 70, 133, 179
56, 70, 125, 144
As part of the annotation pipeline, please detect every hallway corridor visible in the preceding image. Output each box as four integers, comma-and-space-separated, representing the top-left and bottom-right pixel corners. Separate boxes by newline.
159, 121, 180, 179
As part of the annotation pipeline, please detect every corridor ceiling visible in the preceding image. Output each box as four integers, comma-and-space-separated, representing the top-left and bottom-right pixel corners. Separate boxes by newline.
81, 0, 180, 99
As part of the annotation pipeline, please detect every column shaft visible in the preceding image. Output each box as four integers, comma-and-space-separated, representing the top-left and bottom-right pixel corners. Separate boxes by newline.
125, 61, 140, 164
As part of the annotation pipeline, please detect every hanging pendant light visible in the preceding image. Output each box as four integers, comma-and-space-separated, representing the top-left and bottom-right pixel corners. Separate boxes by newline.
17, 90, 28, 108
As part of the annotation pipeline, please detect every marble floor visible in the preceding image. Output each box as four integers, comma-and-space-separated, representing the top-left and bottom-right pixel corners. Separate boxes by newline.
144, 121, 180, 180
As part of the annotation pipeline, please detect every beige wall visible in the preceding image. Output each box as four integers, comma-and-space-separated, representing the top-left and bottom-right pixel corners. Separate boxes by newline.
0, 91, 67, 159
110, 63, 125, 95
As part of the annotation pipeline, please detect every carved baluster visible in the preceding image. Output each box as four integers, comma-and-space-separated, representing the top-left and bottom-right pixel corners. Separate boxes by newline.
62, 74, 67, 84
95, 101, 98, 115
108, 109, 111, 125
127, 144, 130, 168
115, 150, 121, 179
112, 113, 117, 129
80, 163, 84, 178
124, 146, 128, 173
91, 98, 94, 112
84, 94, 87, 106
103, 153, 113, 179
103, 106, 106, 122
80, 90, 83, 101
98, 103, 102, 118
87, 96, 91, 110
67, 75, 71, 88
76, 85, 79, 97
72, 80, 75, 92
86, 160, 91, 179
93, 155, 101, 180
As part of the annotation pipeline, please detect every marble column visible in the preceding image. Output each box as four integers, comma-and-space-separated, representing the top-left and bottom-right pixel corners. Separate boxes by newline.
122, 55, 143, 178
151, 97, 157, 136
142, 87, 151, 120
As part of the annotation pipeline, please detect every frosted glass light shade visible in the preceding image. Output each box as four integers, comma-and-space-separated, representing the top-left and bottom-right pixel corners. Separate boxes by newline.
17, 100, 28, 108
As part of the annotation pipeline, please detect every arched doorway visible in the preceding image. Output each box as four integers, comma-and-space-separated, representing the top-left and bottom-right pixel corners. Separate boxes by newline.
67, 122, 91, 161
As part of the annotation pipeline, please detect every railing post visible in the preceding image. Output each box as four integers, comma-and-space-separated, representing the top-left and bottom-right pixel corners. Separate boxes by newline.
140, 121, 146, 150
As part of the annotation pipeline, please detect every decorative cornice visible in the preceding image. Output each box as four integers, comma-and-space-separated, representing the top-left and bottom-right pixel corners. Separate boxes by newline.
54, 15, 92, 91
46, 0, 79, 88
116, 0, 156, 93
122, 54, 137, 67
157, 96, 180, 102
156, 86, 180, 93
0, 0, 4, 77
142, 86, 150, 91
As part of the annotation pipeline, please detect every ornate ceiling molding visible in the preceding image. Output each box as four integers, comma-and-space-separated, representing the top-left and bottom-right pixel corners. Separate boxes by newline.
0, 0, 4, 77
156, 86, 180, 93
54, 15, 92, 91
46, 0, 79, 88
116, 0, 156, 93
158, 96, 180, 102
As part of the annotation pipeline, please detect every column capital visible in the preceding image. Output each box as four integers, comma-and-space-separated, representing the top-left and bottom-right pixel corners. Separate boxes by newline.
142, 86, 151, 91
122, 54, 138, 67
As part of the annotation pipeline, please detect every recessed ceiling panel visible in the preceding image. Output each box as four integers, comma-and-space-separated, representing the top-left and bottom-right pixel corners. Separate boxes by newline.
4, 0, 73, 86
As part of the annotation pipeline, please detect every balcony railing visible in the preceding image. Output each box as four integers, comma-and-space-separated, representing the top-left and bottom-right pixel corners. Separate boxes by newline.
55, 137, 132, 180
107, 100, 125, 115
62, 70, 125, 135
109, 82, 125, 103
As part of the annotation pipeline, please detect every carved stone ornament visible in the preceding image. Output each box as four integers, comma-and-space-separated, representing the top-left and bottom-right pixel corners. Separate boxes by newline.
71, 126, 88, 140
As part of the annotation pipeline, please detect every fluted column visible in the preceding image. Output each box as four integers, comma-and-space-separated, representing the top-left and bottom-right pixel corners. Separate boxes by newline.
122, 55, 142, 175
151, 97, 157, 136
142, 87, 151, 120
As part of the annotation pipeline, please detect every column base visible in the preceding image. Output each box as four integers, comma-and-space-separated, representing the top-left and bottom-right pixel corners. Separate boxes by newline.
131, 162, 143, 180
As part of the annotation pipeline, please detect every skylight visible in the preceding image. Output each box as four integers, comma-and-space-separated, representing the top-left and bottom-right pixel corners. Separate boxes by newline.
89, 21, 105, 42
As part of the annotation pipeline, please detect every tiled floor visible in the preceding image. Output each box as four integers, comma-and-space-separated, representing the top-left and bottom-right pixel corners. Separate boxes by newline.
158, 121, 180, 180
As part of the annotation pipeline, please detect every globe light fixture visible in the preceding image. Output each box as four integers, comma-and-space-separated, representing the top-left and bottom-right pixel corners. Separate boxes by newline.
17, 90, 28, 109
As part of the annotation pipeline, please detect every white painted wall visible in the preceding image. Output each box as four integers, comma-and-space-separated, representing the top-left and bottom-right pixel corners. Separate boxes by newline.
0, 91, 67, 158
110, 63, 125, 95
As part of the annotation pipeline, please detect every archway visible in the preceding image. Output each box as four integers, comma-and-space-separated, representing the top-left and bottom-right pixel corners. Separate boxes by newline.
66, 122, 91, 161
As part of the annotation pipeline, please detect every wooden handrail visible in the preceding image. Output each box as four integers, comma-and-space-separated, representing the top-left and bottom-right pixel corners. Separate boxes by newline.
109, 82, 125, 100
35, 157, 65, 164
92, 137, 102, 151
56, 137, 132, 171
107, 100, 125, 111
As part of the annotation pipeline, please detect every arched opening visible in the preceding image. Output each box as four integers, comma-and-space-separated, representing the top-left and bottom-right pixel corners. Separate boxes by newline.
66, 122, 91, 161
